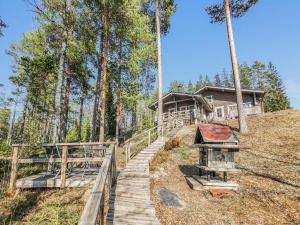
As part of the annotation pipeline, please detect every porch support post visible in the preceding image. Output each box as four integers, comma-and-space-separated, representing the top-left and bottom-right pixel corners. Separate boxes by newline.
193, 97, 198, 124
253, 92, 257, 105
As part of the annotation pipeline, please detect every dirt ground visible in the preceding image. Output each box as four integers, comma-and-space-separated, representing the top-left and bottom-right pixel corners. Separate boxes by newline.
150, 109, 300, 225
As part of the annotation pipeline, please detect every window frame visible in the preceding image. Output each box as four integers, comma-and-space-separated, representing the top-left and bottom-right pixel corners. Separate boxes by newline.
215, 106, 225, 119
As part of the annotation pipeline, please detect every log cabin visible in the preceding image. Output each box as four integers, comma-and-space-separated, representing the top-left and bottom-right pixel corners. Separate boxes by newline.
148, 85, 265, 124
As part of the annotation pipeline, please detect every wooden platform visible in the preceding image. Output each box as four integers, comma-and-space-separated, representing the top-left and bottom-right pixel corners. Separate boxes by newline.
186, 175, 239, 191
16, 169, 99, 189
107, 138, 168, 225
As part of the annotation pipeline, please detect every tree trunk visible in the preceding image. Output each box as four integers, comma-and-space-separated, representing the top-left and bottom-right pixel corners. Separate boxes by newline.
131, 104, 137, 134
99, 14, 109, 143
90, 31, 104, 141
115, 42, 122, 145
7, 100, 17, 145
78, 90, 84, 141
53, 29, 67, 143
61, 67, 72, 141
224, 0, 248, 134
19, 99, 28, 143
155, 0, 163, 137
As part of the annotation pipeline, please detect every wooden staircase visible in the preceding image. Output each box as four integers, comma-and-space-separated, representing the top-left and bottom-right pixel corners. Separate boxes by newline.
107, 138, 167, 225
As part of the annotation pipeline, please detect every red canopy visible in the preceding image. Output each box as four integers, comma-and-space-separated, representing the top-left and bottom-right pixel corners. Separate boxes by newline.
196, 124, 238, 143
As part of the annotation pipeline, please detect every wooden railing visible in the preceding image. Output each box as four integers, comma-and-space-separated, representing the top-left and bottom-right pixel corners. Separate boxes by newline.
78, 143, 117, 225
161, 109, 204, 124
7, 142, 113, 194
123, 125, 164, 165
228, 105, 262, 118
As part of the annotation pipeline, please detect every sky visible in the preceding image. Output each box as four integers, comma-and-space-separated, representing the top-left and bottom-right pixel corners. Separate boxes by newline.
0, 0, 299, 108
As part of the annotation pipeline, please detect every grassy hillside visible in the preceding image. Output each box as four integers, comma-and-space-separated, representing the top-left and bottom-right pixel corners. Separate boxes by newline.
150, 109, 300, 225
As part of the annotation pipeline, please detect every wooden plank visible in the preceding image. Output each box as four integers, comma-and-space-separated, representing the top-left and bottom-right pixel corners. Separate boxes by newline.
196, 165, 241, 172
18, 157, 103, 164
0, 156, 11, 160
60, 145, 68, 188
16, 172, 98, 188
11, 141, 115, 147
195, 144, 241, 149
185, 176, 203, 191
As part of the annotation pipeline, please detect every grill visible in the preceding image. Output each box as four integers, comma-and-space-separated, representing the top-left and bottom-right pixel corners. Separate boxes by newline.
194, 124, 240, 182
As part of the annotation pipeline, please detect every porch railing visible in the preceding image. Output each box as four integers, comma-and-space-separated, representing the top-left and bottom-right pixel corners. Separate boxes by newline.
228, 105, 262, 119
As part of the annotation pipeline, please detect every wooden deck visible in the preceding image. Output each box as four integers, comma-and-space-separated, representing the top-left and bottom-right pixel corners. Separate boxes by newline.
107, 138, 167, 225
16, 169, 98, 188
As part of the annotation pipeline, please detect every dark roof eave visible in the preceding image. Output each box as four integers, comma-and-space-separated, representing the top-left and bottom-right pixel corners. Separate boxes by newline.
194, 86, 265, 95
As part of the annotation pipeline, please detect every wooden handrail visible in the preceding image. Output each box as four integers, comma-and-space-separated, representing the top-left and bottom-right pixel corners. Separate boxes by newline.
78, 143, 116, 225
124, 125, 161, 144
11, 141, 115, 147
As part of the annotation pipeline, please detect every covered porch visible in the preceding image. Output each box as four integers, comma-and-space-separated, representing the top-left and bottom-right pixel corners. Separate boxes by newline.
149, 92, 213, 126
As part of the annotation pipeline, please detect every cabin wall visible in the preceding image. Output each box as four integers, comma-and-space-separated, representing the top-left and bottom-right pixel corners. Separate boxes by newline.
162, 99, 196, 114
201, 90, 263, 119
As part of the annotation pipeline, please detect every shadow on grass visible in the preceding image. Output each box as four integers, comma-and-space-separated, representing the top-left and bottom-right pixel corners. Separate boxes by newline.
178, 165, 199, 176
0, 190, 42, 224
238, 166, 300, 189
242, 149, 300, 166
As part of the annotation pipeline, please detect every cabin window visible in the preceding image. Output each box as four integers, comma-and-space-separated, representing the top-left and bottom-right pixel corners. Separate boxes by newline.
205, 95, 213, 103
243, 102, 252, 108
215, 106, 224, 118
228, 104, 237, 111
188, 105, 194, 110
179, 106, 187, 111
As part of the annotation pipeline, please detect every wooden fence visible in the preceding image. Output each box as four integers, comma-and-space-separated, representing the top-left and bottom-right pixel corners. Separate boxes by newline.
78, 143, 117, 225
7, 142, 114, 193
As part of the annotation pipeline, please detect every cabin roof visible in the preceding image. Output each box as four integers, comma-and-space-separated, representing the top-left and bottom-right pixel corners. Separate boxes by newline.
148, 92, 213, 111
194, 85, 265, 95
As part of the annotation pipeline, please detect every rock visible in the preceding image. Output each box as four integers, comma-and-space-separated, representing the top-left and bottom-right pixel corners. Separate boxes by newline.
159, 187, 185, 208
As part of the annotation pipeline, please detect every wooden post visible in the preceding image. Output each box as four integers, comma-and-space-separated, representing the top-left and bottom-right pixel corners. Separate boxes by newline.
60, 145, 68, 188
128, 142, 131, 162
112, 144, 117, 183
125, 143, 128, 165
148, 130, 151, 146
9, 146, 19, 194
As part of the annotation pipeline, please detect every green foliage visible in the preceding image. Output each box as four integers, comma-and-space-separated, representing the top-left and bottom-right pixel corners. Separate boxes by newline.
206, 0, 258, 23
222, 68, 234, 88
0, 16, 7, 37
195, 74, 205, 90
187, 80, 194, 93
239, 63, 252, 88
0, 143, 11, 156
214, 73, 222, 87
204, 75, 212, 86
0, 107, 10, 143
66, 121, 79, 142
262, 63, 290, 112
169, 80, 185, 92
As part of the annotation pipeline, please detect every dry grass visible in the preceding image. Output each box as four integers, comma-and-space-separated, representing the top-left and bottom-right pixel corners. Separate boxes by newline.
150, 109, 300, 225
0, 187, 88, 225
150, 151, 170, 172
